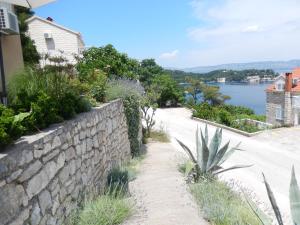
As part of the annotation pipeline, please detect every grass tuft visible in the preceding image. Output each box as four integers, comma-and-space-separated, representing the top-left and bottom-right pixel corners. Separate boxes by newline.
190, 178, 267, 225
73, 195, 132, 225
146, 130, 170, 143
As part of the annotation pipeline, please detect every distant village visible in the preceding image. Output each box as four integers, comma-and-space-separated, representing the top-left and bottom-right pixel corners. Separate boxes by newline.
217, 75, 275, 83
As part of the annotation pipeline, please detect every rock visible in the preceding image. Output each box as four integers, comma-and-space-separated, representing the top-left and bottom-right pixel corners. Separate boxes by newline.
19, 161, 42, 182
59, 166, 69, 185
51, 195, 60, 215
27, 161, 57, 199
46, 217, 57, 225
69, 160, 76, 175
65, 147, 76, 161
8, 208, 29, 225
0, 184, 26, 225
42, 149, 60, 163
87, 138, 93, 152
51, 136, 61, 150
31, 203, 41, 225
39, 190, 52, 215
6, 169, 22, 183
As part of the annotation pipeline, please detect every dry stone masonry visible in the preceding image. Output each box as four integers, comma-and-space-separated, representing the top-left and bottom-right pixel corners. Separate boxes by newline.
0, 100, 131, 225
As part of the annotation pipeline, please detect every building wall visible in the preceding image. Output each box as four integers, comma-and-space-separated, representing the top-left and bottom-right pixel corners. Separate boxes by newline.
0, 34, 24, 93
0, 100, 132, 225
27, 18, 82, 65
284, 92, 293, 125
266, 92, 286, 126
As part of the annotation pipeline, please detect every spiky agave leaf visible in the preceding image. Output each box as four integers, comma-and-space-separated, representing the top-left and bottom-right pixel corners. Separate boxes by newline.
262, 173, 284, 225
290, 166, 300, 225
200, 129, 210, 172
176, 139, 197, 164
213, 164, 252, 175
218, 142, 242, 166
196, 126, 203, 170
204, 124, 209, 145
207, 128, 221, 169
207, 141, 230, 172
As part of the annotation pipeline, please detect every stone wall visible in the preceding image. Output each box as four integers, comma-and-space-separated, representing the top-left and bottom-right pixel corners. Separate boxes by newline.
0, 99, 131, 225
266, 92, 285, 126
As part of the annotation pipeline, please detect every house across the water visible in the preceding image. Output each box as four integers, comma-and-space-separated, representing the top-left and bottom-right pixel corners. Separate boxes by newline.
266, 68, 300, 126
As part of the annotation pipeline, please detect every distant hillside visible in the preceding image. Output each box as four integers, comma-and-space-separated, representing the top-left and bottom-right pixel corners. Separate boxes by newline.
167, 69, 277, 83
183, 60, 300, 74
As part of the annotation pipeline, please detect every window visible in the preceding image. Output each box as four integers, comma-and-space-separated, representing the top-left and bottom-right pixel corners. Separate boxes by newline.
275, 105, 283, 120
276, 83, 284, 91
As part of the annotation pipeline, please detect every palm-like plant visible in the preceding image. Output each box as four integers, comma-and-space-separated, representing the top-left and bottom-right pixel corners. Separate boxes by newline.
263, 167, 300, 225
176, 125, 251, 181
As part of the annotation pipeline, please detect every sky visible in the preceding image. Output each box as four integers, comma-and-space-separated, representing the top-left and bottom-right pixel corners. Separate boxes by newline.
36, 0, 300, 68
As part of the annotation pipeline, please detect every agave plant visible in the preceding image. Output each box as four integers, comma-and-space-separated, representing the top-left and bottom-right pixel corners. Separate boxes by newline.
176, 125, 251, 181
262, 167, 300, 225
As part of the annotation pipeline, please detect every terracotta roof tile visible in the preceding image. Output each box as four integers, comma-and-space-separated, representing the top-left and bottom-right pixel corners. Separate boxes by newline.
292, 68, 300, 78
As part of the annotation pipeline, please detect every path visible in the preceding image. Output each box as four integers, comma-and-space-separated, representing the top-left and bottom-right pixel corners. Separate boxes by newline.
123, 142, 209, 225
155, 107, 300, 223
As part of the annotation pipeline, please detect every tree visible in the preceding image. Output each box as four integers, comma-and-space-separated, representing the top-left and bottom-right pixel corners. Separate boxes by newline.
76, 44, 140, 81
15, 6, 40, 65
139, 59, 163, 86
185, 77, 204, 105
202, 85, 231, 106
141, 87, 159, 137
150, 74, 184, 107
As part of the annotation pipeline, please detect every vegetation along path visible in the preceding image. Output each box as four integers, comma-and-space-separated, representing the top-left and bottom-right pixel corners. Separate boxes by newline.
123, 142, 209, 225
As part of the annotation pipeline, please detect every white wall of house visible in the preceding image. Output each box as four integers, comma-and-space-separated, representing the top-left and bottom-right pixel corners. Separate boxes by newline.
26, 17, 84, 65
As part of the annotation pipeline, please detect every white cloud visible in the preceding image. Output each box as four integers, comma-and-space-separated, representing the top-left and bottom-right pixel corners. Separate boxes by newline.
242, 25, 260, 33
159, 50, 179, 60
184, 0, 300, 66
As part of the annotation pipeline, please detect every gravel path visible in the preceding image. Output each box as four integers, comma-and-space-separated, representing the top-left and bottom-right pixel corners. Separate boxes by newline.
123, 142, 209, 225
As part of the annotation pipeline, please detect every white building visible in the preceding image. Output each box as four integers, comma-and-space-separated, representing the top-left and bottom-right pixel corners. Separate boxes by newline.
246, 75, 260, 83
217, 77, 226, 83
26, 16, 85, 66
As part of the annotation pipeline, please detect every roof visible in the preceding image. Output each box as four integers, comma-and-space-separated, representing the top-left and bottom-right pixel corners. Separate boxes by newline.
267, 67, 300, 93
26, 16, 84, 44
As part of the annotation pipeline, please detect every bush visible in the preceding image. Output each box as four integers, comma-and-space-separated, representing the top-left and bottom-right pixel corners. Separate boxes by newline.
0, 105, 28, 148
1, 67, 93, 148
107, 167, 129, 195
90, 71, 107, 103
150, 74, 184, 107
193, 102, 216, 120
218, 109, 233, 126
106, 79, 143, 157
193, 103, 266, 133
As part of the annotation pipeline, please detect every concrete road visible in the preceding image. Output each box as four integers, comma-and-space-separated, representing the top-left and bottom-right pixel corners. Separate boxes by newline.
155, 107, 300, 223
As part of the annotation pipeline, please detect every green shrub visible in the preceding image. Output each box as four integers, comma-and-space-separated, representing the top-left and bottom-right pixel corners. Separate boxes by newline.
107, 167, 129, 195
193, 102, 217, 120
90, 71, 107, 102
107, 80, 143, 157
150, 74, 184, 107
0, 105, 29, 148
0, 67, 93, 147
220, 104, 254, 115
218, 109, 233, 126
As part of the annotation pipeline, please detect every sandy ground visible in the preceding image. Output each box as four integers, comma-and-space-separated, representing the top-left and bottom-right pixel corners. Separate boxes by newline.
123, 142, 209, 225
154, 107, 300, 224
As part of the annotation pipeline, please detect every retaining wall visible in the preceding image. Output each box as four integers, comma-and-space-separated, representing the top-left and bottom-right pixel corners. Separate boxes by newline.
0, 99, 131, 225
